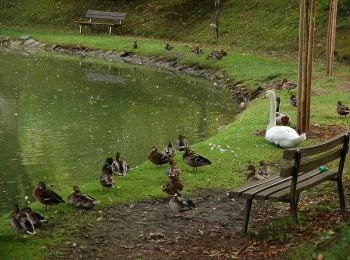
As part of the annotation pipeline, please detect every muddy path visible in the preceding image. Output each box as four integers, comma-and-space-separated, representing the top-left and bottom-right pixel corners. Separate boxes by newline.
46, 185, 349, 259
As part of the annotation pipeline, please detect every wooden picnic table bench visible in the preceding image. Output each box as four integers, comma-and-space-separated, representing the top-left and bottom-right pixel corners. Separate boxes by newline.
230, 129, 350, 233
75, 10, 126, 36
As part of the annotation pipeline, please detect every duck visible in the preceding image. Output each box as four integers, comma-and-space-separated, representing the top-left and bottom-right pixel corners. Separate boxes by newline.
165, 43, 174, 50
191, 46, 203, 54
68, 185, 99, 209
183, 147, 211, 171
281, 79, 297, 92
176, 134, 188, 151
21, 207, 47, 227
163, 142, 176, 158
271, 80, 283, 90
162, 176, 183, 196
133, 40, 138, 49
290, 95, 297, 107
100, 158, 115, 189
275, 96, 291, 126
9, 204, 35, 237
246, 165, 265, 182
166, 159, 181, 178
265, 90, 306, 148
337, 101, 350, 117
168, 191, 195, 215
207, 50, 223, 60
148, 146, 171, 166
257, 160, 272, 177
33, 182, 65, 209
112, 152, 129, 177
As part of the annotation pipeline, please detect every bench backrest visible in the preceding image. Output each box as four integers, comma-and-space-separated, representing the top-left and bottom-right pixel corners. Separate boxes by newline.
86, 10, 126, 21
280, 129, 350, 178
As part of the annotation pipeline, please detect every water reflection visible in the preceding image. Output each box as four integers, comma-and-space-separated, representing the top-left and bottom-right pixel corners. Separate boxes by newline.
0, 49, 238, 213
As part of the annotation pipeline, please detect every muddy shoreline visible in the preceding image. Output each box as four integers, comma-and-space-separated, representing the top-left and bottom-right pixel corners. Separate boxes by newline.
0, 35, 258, 102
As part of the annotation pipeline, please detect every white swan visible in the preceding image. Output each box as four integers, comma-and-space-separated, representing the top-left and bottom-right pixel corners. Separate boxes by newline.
265, 90, 306, 148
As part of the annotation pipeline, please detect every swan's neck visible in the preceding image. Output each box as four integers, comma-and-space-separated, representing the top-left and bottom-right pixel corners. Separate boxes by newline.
267, 94, 277, 131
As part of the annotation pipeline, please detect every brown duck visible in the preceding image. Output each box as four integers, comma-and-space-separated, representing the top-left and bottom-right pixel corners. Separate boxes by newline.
166, 159, 181, 178
337, 101, 350, 117
112, 152, 129, 177
162, 176, 184, 196
183, 147, 211, 171
148, 146, 171, 166
9, 204, 35, 237
163, 142, 176, 158
176, 134, 188, 151
33, 182, 64, 209
246, 164, 264, 182
275, 96, 291, 126
100, 157, 115, 188
21, 207, 47, 227
68, 185, 99, 209
257, 160, 272, 177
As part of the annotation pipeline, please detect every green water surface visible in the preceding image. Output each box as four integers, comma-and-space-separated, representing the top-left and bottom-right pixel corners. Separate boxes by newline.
0, 49, 237, 213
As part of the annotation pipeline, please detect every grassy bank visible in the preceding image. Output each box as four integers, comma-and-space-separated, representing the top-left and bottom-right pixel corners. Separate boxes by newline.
0, 28, 349, 259
0, 0, 349, 62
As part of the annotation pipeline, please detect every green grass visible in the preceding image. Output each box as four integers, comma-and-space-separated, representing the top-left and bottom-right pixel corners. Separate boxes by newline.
0, 0, 349, 61
0, 27, 349, 258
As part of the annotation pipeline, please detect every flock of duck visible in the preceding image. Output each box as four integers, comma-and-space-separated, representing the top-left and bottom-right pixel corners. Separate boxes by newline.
9, 78, 349, 237
10, 134, 211, 237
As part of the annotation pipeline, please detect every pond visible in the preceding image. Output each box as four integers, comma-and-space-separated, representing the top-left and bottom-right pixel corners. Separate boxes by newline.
0, 49, 238, 213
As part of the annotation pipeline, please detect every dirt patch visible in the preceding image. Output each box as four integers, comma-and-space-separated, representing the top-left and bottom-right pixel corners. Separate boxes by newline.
46, 185, 350, 259
254, 123, 347, 140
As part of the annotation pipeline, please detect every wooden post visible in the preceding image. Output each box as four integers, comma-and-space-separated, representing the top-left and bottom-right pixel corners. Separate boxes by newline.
304, 0, 316, 133
326, 0, 338, 76
214, 0, 220, 38
297, 0, 306, 133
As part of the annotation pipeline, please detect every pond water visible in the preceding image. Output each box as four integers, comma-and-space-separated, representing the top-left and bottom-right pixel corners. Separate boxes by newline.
0, 49, 238, 213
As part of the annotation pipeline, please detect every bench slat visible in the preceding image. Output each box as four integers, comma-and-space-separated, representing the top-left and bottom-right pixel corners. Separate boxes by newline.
230, 174, 281, 196
269, 168, 338, 201
283, 130, 350, 159
86, 10, 126, 20
241, 169, 321, 199
280, 147, 343, 177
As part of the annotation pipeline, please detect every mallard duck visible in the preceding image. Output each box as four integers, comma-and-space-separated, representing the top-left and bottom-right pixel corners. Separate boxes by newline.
176, 134, 188, 151
207, 50, 223, 60
191, 46, 203, 54
163, 142, 176, 158
275, 96, 291, 126
265, 90, 306, 148
166, 159, 181, 178
183, 147, 211, 171
133, 40, 138, 49
165, 43, 173, 50
33, 182, 64, 209
10, 204, 35, 237
337, 101, 350, 117
169, 192, 195, 214
281, 79, 297, 92
148, 146, 171, 166
246, 165, 264, 182
162, 176, 183, 196
257, 160, 272, 177
68, 185, 99, 209
21, 207, 47, 227
112, 152, 129, 177
100, 158, 115, 189
271, 80, 283, 90
290, 95, 297, 107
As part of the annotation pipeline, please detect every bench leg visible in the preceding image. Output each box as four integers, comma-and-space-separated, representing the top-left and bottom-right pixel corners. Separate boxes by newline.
290, 199, 299, 225
79, 25, 83, 34
242, 198, 252, 234
337, 179, 346, 212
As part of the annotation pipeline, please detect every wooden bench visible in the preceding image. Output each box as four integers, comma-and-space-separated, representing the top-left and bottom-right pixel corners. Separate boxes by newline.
75, 10, 126, 36
230, 129, 350, 233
